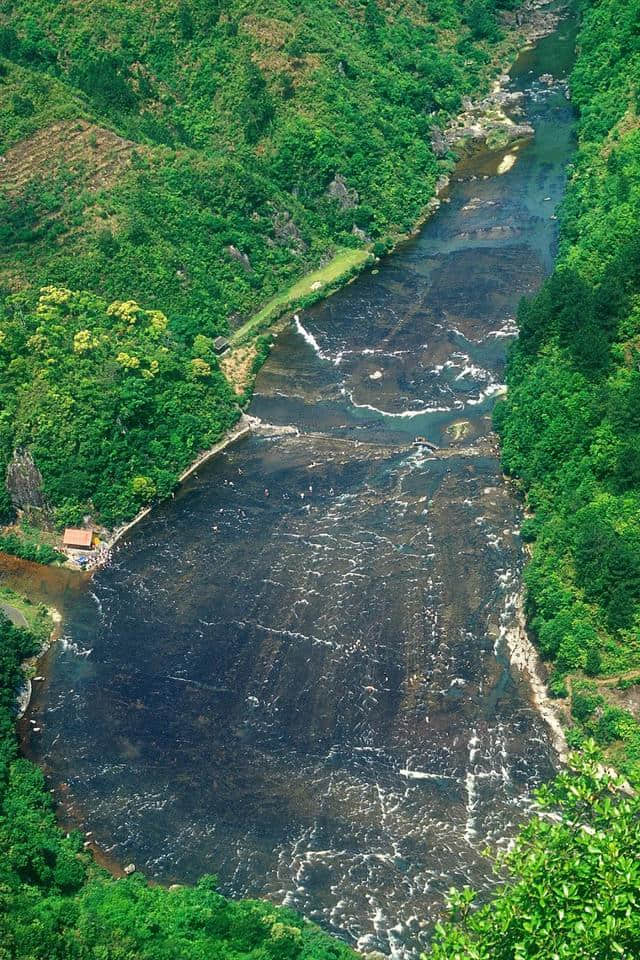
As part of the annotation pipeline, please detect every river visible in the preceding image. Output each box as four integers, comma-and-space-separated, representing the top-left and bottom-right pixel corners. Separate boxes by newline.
19, 12, 577, 958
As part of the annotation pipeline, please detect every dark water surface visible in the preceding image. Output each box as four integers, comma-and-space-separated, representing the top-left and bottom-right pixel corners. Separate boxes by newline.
24, 16, 577, 958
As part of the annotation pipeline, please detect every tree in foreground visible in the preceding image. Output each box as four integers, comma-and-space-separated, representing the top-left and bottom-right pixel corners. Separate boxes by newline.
428, 743, 640, 960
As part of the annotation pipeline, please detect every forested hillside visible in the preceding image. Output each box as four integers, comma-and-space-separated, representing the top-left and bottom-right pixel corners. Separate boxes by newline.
0, 0, 523, 532
426, 0, 640, 953
495, 0, 640, 781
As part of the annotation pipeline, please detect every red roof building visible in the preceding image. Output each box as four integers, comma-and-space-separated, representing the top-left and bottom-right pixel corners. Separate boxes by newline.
63, 528, 93, 550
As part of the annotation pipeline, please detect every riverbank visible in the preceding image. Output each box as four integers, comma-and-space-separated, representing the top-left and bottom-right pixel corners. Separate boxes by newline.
2, 590, 62, 719
506, 592, 569, 762
16, 609, 60, 718
89, 414, 254, 567
493, 0, 640, 786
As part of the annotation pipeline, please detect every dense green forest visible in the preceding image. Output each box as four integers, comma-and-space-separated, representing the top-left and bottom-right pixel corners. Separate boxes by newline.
495, 0, 640, 782
0, 0, 524, 533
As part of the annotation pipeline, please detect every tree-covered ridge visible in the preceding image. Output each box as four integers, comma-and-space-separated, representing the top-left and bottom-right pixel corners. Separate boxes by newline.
0, 0, 523, 338
495, 0, 640, 778
0, 286, 239, 526
0, 0, 525, 532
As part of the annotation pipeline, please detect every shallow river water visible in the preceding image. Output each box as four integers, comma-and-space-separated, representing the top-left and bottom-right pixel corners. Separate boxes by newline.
22, 14, 577, 958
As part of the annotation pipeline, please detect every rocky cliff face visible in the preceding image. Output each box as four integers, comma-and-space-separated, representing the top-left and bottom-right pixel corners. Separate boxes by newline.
327, 174, 359, 210
5, 449, 47, 510
226, 245, 252, 272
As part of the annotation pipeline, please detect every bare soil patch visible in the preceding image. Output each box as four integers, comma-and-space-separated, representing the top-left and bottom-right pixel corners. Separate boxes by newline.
0, 119, 140, 196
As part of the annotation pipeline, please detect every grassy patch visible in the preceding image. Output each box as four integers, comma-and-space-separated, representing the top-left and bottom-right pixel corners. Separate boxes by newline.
231, 247, 371, 345
0, 586, 53, 643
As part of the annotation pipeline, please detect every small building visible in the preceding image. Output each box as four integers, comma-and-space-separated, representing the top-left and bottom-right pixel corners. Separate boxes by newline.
63, 528, 93, 550
213, 336, 230, 355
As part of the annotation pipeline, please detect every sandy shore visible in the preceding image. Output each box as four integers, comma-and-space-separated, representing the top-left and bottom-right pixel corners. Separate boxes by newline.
506, 593, 568, 762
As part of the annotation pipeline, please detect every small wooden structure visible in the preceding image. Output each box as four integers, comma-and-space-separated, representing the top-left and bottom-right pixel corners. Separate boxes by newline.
413, 437, 439, 452
213, 336, 230, 355
63, 528, 93, 550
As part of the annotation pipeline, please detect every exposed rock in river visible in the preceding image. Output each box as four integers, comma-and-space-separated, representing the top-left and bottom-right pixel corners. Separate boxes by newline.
444, 91, 535, 157
436, 0, 560, 160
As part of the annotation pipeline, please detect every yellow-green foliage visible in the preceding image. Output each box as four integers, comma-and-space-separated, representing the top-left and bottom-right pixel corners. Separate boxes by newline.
0, 286, 239, 526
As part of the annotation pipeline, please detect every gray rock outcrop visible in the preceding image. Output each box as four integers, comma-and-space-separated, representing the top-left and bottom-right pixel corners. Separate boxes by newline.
5, 449, 46, 510
431, 125, 448, 158
351, 224, 370, 243
273, 210, 307, 251
227, 245, 252, 272
327, 174, 359, 210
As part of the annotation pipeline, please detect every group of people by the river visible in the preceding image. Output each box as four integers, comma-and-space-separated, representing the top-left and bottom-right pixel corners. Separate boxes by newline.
69, 543, 111, 571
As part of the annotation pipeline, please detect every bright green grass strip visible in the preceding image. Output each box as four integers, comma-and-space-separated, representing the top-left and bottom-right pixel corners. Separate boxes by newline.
231, 247, 371, 344
0, 586, 53, 642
